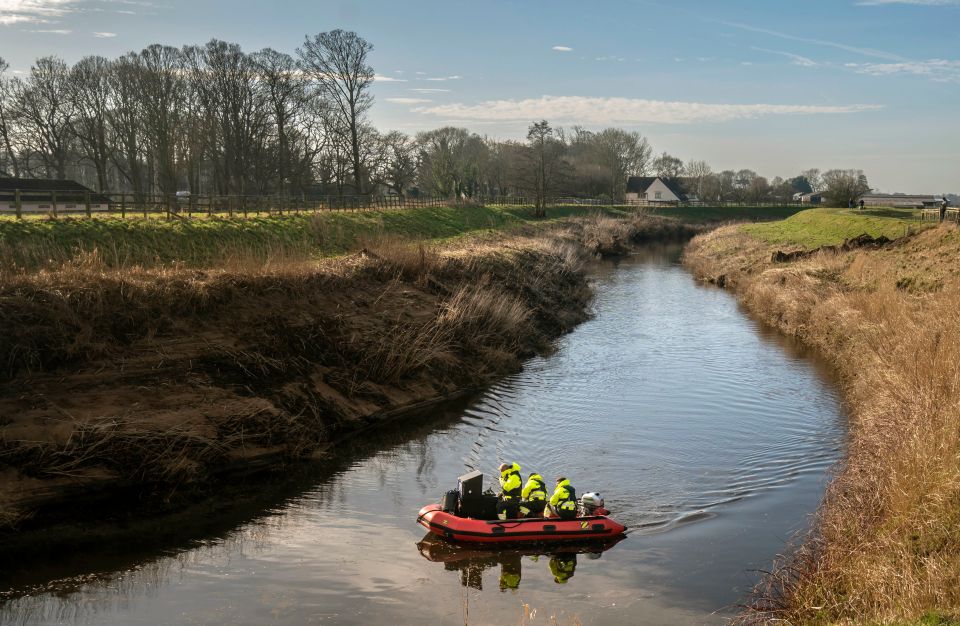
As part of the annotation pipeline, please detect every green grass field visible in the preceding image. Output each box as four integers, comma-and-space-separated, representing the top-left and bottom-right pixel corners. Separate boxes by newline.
740, 207, 923, 248
649, 205, 806, 223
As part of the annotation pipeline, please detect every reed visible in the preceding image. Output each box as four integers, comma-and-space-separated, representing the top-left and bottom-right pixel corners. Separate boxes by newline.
686, 223, 960, 624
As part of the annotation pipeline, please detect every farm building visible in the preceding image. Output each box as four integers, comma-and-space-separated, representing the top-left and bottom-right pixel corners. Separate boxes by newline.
799, 192, 825, 205
0, 177, 112, 213
625, 176, 694, 204
860, 193, 944, 208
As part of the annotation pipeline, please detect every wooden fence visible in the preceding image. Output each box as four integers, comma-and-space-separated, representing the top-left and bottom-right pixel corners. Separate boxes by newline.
920, 207, 959, 222
0, 191, 473, 219
0, 189, 818, 220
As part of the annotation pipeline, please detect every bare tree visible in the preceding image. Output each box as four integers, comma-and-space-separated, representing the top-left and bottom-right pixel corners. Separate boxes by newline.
652, 152, 684, 178
801, 168, 822, 193
417, 126, 473, 197
136, 45, 185, 195
526, 120, 566, 217
823, 169, 870, 207
107, 54, 147, 201
253, 48, 308, 196
69, 56, 113, 191
380, 130, 417, 197
685, 159, 712, 199
185, 40, 270, 197
298, 30, 374, 195
0, 57, 19, 177
594, 128, 652, 202
12, 56, 76, 179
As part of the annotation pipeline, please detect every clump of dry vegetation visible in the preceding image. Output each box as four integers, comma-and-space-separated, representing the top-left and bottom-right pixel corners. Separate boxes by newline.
686, 223, 960, 624
0, 211, 700, 531
0, 226, 602, 529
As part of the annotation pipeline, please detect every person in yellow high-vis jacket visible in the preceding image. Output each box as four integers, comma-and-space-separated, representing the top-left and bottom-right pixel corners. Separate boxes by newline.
497, 462, 522, 520
548, 477, 578, 520
518, 472, 548, 518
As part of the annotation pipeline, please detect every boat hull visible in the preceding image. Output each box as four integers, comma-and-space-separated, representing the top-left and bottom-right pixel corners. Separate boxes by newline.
417, 504, 627, 544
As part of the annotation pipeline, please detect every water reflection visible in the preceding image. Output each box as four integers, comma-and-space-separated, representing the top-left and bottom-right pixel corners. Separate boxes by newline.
416, 534, 624, 591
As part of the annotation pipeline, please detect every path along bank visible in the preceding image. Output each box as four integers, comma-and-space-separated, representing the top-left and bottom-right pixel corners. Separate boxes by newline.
684, 211, 960, 624
0, 207, 704, 545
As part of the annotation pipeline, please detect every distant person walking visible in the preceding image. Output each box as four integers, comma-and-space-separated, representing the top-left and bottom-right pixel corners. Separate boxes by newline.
859, 199, 865, 211
940, 197, 949, 223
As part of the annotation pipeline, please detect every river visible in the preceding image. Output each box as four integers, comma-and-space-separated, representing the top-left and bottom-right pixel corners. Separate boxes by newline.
0, 244, 845, 626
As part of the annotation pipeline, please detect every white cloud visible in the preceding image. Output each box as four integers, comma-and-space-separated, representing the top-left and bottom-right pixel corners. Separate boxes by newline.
386, 97, 432, 104
93, 30, 116, 37
0, 0, 155, 26
410, 88, 450, 93
373, 75, 407, 82
25, 27, 70, 32
846, 59, 960, 81
552, 45, 573, 52
424, 75, 462, 82
752, 47, 819, 67
412, 95, 883, 125
0, 0, 74, 24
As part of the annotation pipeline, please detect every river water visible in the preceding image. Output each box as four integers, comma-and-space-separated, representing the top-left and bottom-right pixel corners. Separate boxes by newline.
0, 244, 845, 626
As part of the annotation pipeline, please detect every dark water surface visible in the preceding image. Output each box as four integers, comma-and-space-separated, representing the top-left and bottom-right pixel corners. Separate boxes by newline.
0, 245, 845, 626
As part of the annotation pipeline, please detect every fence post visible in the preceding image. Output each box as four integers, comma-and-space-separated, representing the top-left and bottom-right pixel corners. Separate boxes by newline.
14, 189, 21, 219
228, 195, 234, 218
51, 190, 58, 219
207, 195, 213, 218
120, 193, 126, 219
242, 194, 248, 219
165, 194, 171, 220
85, 191, 92, 218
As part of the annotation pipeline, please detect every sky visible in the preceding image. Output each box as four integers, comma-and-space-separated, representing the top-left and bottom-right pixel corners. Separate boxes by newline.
1, 0, 958, 193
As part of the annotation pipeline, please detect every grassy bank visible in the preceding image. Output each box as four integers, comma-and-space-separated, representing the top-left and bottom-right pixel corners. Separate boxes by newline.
0, 203, 800, 273
684, 208, 960, 623
0, 204, 628, 272
650, 204, 805, 223
741, 207, 922, 248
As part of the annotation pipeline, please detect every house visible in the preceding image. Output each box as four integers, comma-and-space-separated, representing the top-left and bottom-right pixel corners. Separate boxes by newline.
859, 193, 943, 209
625, 176, 692, 204
0, 177, 112, 213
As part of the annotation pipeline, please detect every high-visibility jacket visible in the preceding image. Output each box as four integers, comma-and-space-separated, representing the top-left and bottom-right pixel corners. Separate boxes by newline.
549, 555, 576, 584
521, 473, 547, 501
549, 479, 577, 513
499, 462, 522, 499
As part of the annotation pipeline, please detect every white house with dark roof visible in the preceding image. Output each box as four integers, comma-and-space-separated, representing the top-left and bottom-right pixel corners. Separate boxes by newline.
625, 176, 693, 204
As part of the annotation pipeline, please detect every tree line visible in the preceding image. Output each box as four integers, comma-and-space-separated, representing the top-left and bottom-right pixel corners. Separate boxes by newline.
0, 30, 870, 207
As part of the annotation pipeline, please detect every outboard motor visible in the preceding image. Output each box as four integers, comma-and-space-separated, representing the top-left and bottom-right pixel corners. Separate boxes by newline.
580, 492, 605, 515
441, 489, 459, 514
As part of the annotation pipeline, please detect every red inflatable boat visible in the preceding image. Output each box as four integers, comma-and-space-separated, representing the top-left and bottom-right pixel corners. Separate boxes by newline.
417, 503, 628, 544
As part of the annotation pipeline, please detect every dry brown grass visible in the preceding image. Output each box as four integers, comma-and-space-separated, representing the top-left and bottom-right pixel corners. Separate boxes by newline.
1, 219, 642, 527
686, 223, 960, 624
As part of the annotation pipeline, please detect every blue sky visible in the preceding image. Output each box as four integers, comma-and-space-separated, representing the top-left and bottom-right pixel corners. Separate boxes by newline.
2, 0, 958, 192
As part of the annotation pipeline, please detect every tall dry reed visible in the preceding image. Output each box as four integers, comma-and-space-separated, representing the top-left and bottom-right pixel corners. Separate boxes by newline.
687, 225, 960, 624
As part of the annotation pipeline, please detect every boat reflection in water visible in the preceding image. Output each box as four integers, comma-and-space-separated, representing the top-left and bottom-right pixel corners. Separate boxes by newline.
416, 534, 624, 591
